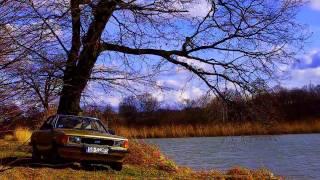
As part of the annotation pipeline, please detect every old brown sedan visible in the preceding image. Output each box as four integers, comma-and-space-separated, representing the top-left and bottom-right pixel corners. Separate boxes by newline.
31, 114, 129, 171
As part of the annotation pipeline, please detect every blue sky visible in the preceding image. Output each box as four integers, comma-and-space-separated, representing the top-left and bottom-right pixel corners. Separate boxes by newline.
283, 1, 320, 88
90, 1, 320, 107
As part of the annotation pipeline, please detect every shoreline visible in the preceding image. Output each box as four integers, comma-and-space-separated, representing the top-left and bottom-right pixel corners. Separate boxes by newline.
140, 131, 320, 139
115, 119, 320, 138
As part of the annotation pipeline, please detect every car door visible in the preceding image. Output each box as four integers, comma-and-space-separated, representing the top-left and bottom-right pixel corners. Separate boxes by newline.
34, 116, 56, 153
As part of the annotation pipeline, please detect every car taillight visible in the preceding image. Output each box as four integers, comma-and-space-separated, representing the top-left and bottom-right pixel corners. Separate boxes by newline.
122, 140, 129, 149
57, 134, 69, 145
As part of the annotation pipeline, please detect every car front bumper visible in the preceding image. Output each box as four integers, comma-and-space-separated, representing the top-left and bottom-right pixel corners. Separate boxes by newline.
57, 144, 128, 163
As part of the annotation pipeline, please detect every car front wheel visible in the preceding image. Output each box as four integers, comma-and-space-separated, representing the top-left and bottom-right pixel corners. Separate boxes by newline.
48, 144, 62, 164
110, 162, 123, 171
32, 144, 41, 162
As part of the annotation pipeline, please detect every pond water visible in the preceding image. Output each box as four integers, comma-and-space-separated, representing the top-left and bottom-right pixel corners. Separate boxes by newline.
145, 134, 320, 179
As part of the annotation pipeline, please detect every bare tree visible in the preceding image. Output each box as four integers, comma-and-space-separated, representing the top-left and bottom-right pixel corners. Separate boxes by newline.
13, 58, 63, 110
1, 16, 63, 111
1, 0, 307, 115
0, 12, 21, 106
137, 93, 160, 113
119, 96, 138, 121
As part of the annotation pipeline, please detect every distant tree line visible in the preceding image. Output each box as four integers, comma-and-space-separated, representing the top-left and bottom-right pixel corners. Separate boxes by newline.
87, 84, 320, 127
1, 84, 320, 130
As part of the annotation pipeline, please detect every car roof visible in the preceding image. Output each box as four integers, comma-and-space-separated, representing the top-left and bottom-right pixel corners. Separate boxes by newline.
56, 114, 100, 120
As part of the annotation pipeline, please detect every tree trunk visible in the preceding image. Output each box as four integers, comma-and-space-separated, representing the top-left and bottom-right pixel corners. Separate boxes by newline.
57, 46, 100, 115
57, 0, 117, 115
57, 83, 83, 115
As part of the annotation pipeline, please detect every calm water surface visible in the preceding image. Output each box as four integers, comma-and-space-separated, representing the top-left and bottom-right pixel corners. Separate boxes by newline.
145, 134, 320, 179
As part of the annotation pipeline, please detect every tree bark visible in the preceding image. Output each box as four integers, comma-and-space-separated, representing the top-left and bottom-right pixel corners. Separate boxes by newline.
57, 0, 117, 115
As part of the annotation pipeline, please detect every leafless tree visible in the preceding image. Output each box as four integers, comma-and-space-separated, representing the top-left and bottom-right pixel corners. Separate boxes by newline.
1, 0, 307, 115
0, 12, 20, 106
137, 93, 160, 113
1, 8, 63, 111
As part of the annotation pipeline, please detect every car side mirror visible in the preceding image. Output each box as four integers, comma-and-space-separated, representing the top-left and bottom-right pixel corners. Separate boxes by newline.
108, 129, 115, 135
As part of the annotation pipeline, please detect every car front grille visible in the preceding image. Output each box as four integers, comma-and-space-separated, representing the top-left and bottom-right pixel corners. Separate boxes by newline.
81, 138, 114, 146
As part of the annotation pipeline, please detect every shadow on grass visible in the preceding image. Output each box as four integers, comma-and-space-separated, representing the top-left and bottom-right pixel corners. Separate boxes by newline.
0, 156, 110, 172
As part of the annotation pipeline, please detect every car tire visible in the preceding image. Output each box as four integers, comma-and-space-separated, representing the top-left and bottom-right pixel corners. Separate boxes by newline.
110, 162, 123, 171
81, 162, 93, 170
32, 144, 41, 162
49, 144, 62, 164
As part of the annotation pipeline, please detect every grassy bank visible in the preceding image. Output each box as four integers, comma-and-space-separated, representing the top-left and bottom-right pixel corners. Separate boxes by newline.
0, 138, 278, 179
115, 119, 320, 138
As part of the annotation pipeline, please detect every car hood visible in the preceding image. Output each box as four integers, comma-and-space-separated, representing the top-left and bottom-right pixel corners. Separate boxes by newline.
55, 128, 127, 141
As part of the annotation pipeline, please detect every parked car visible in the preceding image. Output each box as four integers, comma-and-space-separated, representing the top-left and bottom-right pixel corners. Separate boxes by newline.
30, 114, 128, 171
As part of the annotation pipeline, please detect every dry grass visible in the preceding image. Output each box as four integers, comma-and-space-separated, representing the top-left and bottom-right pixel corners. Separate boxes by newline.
124, 140, 178, 172
115, 119, 320, 138
3, 134, 14, 141
14, 127, 32, 143
226, 166, 277, 180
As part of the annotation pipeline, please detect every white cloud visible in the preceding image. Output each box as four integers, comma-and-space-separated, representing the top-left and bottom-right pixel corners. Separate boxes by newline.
301, 49, 320, 64
135, 0, 211, 18
176, 56, 210, 71
184, 0, 211, 17
282, 67, 320, 88
156, 79, 183, 89
143, 81, 206, 106
174, 86, 205, 104
165, 79, 182, 88
191, 87, 204, 97
92, 92, 121, 107
278, 63, 291, 71
175, 91, 190, 103
293, 48, 320, 70
106, 97, 121, 107
152, 90, 165, 102
308, 0, 320, 10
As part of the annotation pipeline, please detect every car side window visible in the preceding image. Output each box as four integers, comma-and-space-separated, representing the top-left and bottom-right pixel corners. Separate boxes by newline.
40, 116, 55, 130
92, 120, 107, 133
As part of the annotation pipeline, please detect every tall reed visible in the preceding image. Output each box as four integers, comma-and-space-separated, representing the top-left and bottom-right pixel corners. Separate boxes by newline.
115, 120, 320, 138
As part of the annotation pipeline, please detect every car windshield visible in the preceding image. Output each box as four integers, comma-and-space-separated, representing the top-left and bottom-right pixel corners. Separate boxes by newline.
55, 116, 107, 133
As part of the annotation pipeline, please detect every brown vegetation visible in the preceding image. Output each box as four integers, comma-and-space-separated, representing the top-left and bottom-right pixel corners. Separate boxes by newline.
115, 120, 320, 138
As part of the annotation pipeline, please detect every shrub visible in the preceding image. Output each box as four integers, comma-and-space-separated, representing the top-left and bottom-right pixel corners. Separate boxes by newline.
124, 140, 177, 172
227, 167, 254, 180
14, 127, 32, 143
3, 134, 14, 141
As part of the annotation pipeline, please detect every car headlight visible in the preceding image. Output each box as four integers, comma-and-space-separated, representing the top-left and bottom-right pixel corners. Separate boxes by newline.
114, 140, 124, 147
114, 140, 129, 148
69, 136, 82, 144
